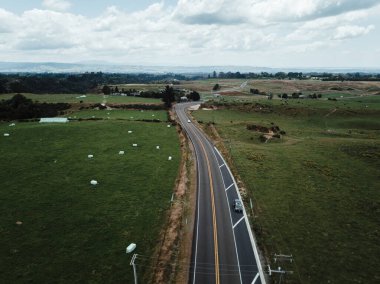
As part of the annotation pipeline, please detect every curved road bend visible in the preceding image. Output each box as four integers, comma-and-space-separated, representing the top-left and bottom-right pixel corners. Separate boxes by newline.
174, 103, 266, 284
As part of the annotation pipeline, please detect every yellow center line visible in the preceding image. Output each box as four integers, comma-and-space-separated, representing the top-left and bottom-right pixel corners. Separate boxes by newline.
188, 119, 220, 284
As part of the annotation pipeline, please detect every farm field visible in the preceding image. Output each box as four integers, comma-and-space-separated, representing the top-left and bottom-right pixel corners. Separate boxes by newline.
177, 78, 380, 101
66, 109, 168, 121
0, 93, 162, 104
191, 98, 380, 283
0, 118, 180, 283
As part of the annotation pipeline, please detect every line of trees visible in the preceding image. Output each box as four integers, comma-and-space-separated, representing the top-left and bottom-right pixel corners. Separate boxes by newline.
0, 94, 70, 120
0, 73, 191, 94
208, 71, 380, 81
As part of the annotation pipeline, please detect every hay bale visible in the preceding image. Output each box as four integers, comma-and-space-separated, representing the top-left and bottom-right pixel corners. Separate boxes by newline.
126, 243, 136, 253
3, 133, 10, 137
132, 144, 138, 147
9, 123, 15, 127
168, 156, 172, 161
156, 146, 160, 150
88, 154, 94, 158
119, 151, 125, 155
128, 131, 133, 134
90, 180, 98, 185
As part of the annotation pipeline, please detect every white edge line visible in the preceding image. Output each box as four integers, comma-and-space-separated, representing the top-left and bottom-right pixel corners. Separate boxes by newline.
209, 147, 243, 284
213, 147, 267, 284
252, 272, 260, 284
192, 142, 201, 284
225, 183, 234, 191
233, 216, 245, 229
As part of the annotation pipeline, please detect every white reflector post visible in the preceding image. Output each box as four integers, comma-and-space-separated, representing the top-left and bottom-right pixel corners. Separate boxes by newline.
126, 243, 136, 253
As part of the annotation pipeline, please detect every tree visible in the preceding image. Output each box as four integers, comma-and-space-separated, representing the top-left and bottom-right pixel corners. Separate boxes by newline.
213, 83, 220, 91
162, 85, 175, 107
102, 85, 111, 95
189, 90, 200, 101
250, 88, 260, 94
114, 86, 119, 93
213, 71, 217, 78
0, 80, 7, 93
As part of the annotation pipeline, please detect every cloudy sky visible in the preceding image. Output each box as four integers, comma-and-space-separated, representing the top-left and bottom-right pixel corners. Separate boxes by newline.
0, 0, 379, 67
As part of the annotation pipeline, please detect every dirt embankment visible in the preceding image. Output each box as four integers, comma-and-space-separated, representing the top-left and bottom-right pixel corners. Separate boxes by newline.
148, 109, 196, 284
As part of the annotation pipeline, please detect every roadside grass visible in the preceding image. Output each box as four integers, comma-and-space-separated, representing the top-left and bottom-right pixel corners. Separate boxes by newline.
0, 93, 162, 104
0, 119, 180, 283
66, 109, 168, 121
192, 101, 380, 283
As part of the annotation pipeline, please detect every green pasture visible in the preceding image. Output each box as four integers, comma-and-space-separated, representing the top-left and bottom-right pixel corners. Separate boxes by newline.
0, 93, 162, 104
192, 101, 380, 284
66, 109, 168, 121
0, 119, 180, 283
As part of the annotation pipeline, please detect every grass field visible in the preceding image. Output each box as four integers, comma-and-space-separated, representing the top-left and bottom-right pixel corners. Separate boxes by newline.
177, 78, 380, 101
0, 93, 162, 104
0, 118, 180, 283
192, 99, 380, 283
66, 109, 168, 121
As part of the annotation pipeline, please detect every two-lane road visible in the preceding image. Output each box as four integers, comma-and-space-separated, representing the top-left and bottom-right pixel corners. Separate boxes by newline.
174, 103, 266, 284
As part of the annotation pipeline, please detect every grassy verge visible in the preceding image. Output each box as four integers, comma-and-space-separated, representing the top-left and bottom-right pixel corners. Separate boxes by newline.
192, 101, 380, 283
0, 118, 180, 283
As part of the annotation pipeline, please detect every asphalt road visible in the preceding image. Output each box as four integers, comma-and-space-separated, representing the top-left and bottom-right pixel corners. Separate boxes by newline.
174, 103, 266, 284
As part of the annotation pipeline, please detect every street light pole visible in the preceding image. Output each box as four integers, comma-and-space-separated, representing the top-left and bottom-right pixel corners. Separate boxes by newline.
130, 254, 138, 284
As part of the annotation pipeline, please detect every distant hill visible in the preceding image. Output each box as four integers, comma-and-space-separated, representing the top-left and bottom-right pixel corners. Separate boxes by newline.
0, 62, 379, 74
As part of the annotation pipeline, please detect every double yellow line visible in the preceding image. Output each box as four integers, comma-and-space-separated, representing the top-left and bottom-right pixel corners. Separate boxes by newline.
190, 120, 220, 284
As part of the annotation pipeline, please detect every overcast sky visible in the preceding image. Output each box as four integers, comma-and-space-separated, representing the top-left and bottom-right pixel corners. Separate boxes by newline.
0, 0, 379, 67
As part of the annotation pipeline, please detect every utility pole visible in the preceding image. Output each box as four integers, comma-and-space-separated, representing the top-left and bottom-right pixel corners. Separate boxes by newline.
130, 254, 138, 284
268, 254, 294, 283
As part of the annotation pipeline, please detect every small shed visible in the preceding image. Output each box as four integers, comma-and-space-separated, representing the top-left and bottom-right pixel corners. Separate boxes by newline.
40, 118, 68, 123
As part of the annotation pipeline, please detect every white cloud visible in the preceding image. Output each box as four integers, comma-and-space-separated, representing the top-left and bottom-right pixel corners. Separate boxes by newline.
42, 0, 71, 12
174, 0, 380, 25
0, 1, 379, 67
334, 25, 375, 40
